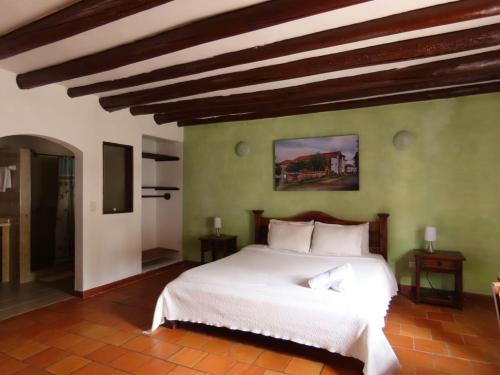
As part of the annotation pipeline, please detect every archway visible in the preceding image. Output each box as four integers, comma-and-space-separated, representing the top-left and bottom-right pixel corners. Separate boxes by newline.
0, 134, 83, 317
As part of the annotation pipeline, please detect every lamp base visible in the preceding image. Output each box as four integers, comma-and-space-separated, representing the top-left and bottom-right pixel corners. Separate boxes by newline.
215, 228, 221, 237
427, 241, 434, 253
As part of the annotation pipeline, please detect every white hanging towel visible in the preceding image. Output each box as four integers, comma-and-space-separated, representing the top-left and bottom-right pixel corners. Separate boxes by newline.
0, 167, 12, 192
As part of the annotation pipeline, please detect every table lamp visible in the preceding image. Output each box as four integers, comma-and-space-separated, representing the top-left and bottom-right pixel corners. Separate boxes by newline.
425, 226, 436, 253
214, 217, 222, 237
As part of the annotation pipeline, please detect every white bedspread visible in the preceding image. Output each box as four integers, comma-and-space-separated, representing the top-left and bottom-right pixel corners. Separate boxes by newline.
151, 245, 399, 375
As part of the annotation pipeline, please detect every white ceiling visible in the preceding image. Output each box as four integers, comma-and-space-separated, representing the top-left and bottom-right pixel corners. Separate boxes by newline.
0, 0, 497, 115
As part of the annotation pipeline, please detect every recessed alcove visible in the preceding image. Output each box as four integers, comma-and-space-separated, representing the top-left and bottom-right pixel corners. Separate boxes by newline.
141, 135, 182, 272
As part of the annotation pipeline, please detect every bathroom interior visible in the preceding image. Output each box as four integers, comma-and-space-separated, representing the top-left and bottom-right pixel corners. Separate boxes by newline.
0, 135, 76, 319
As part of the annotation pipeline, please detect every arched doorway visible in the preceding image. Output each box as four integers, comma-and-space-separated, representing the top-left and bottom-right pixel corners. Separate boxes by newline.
0, 135, 83, 319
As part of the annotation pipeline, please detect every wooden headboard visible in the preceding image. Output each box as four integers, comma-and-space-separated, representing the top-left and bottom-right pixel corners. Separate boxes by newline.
252, 210, 389, 260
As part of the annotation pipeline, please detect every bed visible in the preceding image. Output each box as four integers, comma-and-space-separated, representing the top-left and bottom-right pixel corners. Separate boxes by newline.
150, 210, 399, 375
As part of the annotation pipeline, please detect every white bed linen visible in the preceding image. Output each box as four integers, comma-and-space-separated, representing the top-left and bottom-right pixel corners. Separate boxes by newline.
150, 245, 399, 375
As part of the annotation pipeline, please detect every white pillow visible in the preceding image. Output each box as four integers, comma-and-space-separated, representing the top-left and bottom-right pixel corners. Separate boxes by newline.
268, 220, 314, 253
310, 222, 364, 256
314, 222, 370, 254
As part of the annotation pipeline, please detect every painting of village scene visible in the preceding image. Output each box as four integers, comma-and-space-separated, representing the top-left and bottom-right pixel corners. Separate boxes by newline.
274, 134, 359, 191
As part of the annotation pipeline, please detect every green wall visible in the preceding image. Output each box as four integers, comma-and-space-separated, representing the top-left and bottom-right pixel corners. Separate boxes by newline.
183, 93, 500, 294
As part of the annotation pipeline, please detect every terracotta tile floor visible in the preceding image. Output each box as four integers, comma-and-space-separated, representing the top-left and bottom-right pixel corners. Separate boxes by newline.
0, 264, 498, 375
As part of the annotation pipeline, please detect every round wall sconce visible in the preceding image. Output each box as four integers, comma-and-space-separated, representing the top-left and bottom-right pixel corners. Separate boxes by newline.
393, 130, 415, 150
235, 141, 250, 157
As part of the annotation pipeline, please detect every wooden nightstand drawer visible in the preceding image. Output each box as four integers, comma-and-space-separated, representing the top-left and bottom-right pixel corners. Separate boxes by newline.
421, 258, 456, 270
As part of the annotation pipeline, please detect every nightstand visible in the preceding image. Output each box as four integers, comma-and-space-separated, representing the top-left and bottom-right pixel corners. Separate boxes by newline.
199, 235, 237, 264
414, 250, 466, 309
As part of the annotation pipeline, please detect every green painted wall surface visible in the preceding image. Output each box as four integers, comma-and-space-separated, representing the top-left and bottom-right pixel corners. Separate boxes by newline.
183, 93, 500, 294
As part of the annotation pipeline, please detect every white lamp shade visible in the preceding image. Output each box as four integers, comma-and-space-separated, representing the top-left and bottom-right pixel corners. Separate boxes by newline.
214, 217, 222, 229
425, 226, 437, 242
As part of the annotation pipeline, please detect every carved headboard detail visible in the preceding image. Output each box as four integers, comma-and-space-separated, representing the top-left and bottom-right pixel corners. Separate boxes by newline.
252, 210, 389, 260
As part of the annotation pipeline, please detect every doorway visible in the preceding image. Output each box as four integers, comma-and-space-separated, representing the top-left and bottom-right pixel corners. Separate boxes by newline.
30, 151, 75, 293
0, 135, 76, 319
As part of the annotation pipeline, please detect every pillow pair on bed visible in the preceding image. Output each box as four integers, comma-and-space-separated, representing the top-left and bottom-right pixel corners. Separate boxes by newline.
268, 219, 369, 256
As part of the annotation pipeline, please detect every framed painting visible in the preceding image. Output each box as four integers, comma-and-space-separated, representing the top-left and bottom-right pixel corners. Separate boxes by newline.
274, 134, 359, 191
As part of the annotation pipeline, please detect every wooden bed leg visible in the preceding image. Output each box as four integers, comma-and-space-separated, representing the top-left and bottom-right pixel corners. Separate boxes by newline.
167, 320, 177, 329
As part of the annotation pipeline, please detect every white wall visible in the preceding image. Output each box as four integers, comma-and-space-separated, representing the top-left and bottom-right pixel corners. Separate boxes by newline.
0, 68, 183, 291
141, 138, 158, 251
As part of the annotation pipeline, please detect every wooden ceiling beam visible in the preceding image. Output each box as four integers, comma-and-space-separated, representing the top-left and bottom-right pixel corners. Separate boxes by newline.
154, 71, 500, 124
147, 50, 500, 123
0, 0, 173, 60
100, 24, 500, 111
175, 81, 500, 126
16, 0, 366, 89
68, 0, 500, 97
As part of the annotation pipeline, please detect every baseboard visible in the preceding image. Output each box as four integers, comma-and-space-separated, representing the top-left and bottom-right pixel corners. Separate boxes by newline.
463, 291, 493, 305
74, 260, 193, 299
397, 283, 492, 306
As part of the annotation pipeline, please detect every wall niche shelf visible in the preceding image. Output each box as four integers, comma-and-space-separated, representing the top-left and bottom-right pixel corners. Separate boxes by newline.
142, 248, 180, 273
142, 193, 171, 200
142, 186, 180, 191
142, 152, 179, 161
142, 135, 182, 274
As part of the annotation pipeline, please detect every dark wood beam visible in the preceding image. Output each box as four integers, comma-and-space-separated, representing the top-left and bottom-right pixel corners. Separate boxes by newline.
175, 81, 500, 126
135, 50, 500, 121
153, 71, 500, 123
101, 24, 500, 111
154, 69, 500, 124
68, 0, 500, 97
0, 0, 173, 60
16, 0, 366, 89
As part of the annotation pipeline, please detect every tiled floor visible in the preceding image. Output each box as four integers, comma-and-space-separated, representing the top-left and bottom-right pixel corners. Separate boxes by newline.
0, 279, 74, 320
0, 263, 498, 375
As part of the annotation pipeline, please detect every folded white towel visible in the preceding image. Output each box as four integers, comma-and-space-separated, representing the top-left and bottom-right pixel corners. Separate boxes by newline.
308, 263, 355, 292
329, 263, 355, 292
0, 167, 12, 193
308, 269, 332, 289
